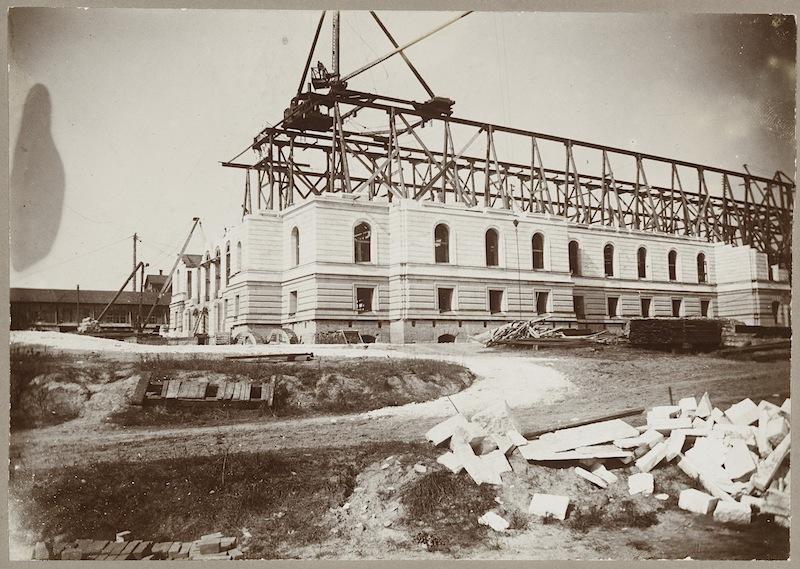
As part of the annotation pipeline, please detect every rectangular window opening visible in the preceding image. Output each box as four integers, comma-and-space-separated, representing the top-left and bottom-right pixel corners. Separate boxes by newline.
289, 291, 298, 316
489, 289, 504, 314
641, 297, 652, 317
535, 291, 550, 315
671, 298, 682, 317
437, 287, 454, 313
356, 287, 374, 313
700, 300, 710, 318
607, 296, 619, 318
573, 295, 585, 320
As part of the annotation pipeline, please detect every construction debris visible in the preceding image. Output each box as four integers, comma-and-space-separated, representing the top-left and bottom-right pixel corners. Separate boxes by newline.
478, 511, 510, 532
476, 316, 609, 348
421, 391, 790, 529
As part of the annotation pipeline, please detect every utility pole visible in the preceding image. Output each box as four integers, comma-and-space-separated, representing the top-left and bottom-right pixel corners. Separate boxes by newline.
332, 11, 340, 78
132, 233, 138, 292
76, 284, 80, 324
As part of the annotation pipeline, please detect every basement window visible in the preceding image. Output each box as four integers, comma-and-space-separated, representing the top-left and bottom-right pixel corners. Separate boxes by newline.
437, 287, 454, 313
700, 299, 710, 317
356, 287, 374, 313
640, 297, 652, 317
607, 296, 619, 318
535, 291, 550, 315
671, 298, 683, 317
289, 291, 298, 316
489, 289, 505, 314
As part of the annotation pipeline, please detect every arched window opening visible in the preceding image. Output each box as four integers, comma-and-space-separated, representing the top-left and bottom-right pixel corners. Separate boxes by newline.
291, 227, 300, 267
603, 244, 614, 277
236, 241, 243, 273
434, 224, 450, 263
485, 229, 499, 267
668, 250, 678, 281
697, 253, 707, 283
637, 247, 647, 279
225, 242, 231, 285
354, 222, 371, 263
568, 240, 580, 275
532, 233, 545, 270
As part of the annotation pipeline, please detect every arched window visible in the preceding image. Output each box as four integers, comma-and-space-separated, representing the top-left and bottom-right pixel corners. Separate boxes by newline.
668, 250, 678, 281
225, 242, 231, 285
485, 229, 499, 267
637, 247, 648, 279
236, 241, 242, 272
568, 240, 580, 275
204, 252, 210, 301
291, 227, 300, 267
214, 248, 221, 296
532, 233, 545, 270
354, 222, 371, 263
697, 252, 707, 283
603, 244, 614, 277
434, 224, 450, 263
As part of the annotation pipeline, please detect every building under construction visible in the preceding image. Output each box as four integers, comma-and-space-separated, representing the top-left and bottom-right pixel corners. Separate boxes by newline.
167, 11, 794, 344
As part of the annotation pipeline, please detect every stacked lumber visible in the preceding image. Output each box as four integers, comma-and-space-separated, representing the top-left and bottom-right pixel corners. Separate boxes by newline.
477, 316, 567, 347
423, 393, 791, 527
37, 533, 242, 561
629, 318, 722, 350
143, 376, 278, 406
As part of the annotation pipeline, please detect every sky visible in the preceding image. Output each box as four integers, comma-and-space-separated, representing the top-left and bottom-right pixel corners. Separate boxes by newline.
8, 9, 796, 290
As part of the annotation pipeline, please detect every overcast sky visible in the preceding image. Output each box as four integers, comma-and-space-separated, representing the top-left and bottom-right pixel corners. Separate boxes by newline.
9, 9, 796, 290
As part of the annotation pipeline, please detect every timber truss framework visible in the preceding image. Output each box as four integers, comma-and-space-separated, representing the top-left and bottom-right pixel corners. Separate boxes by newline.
223, 89, 795, 268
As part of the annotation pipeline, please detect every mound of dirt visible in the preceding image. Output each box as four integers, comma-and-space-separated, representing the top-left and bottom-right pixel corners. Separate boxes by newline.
16, 373, 91, 424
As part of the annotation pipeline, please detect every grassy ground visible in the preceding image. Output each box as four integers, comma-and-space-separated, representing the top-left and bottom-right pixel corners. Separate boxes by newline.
111, 356, 473, 427
9, 442, 438, 559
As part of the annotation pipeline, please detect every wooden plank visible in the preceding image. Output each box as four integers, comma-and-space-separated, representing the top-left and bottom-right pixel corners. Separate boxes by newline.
232, 382, 242, 401
176, 381, 195, 399
260, 381, 270, 401
519, 442, 633, 462
130, 376, 150, 406
223, 382, 235, 400
215, 382, 227, 400
159, 381, 169, 398
194, 381, 208, 399
239, 381, 251, 401
165, 380, 181, 399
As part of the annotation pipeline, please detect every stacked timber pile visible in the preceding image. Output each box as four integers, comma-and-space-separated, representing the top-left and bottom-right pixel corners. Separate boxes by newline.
33, 532, 243, 561
424, 394, 790, 528
629, 318, 722, 350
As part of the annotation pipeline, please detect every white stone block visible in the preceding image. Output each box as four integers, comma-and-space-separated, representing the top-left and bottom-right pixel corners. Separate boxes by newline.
591, 464, 618, 485
696, 392, 712, 418
426, 414, 470, 446
482, 449, 512, 475
478, 511, 509, 532
724, 398, 759, 426
709, 408, 731, 425
780, 398, 790, 415
678, 488, 718, 515
436, 452, 464, 474
740, 495, 765, 511
450, 422, 489, 453
765, 416, 789, 447
471, 400, 521, 436
575, 466, 608, 488
713, 501, 751, 525
529, 493, 570, 520
650, 405, 681, 418
490, 433, 516, 456
666, 431, 686, 461
635, 441, 668, 473
647, 417, 693, 433
628, 472, 654, 496
641, 429, 665, 448
679, 396, 698, 413
507, 429, 528, 447
692, 417, 709, 429
723, 440, 757, 480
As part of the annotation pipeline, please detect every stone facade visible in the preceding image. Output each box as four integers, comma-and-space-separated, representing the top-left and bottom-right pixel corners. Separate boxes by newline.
167, 194, 791, 344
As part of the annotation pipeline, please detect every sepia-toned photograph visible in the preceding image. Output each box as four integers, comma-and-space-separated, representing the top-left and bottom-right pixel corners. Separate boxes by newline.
7, 7, 794, 561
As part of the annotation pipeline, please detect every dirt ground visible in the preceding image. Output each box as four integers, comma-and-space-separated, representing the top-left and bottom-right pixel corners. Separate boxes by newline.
8, 332, 792, 560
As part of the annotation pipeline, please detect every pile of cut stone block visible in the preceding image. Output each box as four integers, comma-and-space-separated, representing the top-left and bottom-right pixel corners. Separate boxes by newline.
424, 394, 790, 528
33, 532, 242, 561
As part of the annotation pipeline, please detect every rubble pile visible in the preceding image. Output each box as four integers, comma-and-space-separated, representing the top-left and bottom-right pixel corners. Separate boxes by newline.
424, 394, 791, 530
474, 316, 609, 347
